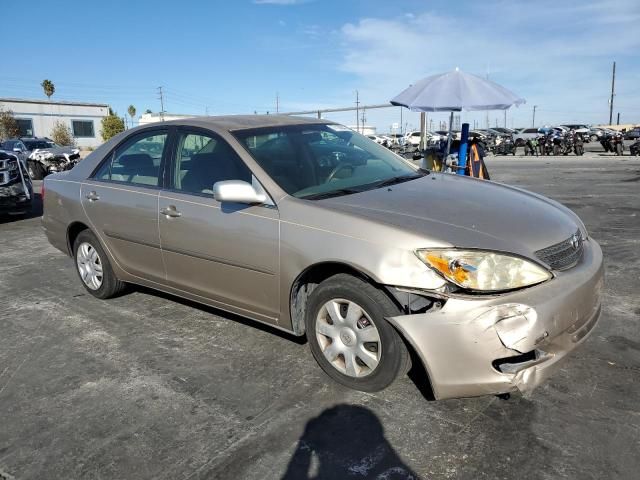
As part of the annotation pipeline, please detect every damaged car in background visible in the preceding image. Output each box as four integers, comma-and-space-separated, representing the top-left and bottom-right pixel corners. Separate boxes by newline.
0, 151, 33, 216
25, 138, 80, 180
42, 116, 604, 400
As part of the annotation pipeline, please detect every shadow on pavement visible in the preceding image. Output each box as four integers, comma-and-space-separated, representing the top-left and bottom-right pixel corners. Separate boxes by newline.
281, 404, 420, 480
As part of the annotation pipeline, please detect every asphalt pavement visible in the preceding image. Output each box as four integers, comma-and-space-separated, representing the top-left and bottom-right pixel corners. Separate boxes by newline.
0, 152, 639, 480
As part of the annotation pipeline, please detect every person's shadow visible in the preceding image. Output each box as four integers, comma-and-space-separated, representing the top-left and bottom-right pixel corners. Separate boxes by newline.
281, 404, 420, 480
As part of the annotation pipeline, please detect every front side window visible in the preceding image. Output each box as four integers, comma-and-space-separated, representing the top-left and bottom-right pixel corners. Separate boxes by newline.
72, 120, 95, 138
172, 132, 252, 196
94, 131, 167, 187
234, 124, 421, 199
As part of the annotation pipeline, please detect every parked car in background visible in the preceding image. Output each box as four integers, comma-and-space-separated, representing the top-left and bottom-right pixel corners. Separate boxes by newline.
0, 151, 33, 216
561, 124, 590, 135
0, 139, 29, 166
42, 115, 604, 400
402, 131, 422, 147
514, 128, 541, 146
623, 128, 640, 140
25, 138, 81, 179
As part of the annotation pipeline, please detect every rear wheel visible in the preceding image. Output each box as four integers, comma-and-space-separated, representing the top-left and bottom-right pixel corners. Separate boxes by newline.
553, 145, 560, 156
305, 274, 410, 392
615, 143, 624, 156
73, 230, 126, 299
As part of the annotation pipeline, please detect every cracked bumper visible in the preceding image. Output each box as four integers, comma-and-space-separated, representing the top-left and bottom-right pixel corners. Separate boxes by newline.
387, 239, 604, 400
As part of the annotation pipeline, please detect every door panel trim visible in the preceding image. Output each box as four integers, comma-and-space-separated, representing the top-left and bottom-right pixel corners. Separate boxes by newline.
161, 245, 275, 275
103, 229, 161, 250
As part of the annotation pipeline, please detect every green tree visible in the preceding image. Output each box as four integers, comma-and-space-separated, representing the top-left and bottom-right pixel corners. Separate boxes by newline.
145, 108, 152, 114
41, 79, 55, 99
100, 114, 125, 141
50, 121, 76, 146
0, 107, 20, 140
127, 105, 136, 128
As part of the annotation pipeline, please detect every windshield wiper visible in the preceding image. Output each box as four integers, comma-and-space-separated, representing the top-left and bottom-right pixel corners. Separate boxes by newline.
300, 188, 364, 200
371, 173, 425, 188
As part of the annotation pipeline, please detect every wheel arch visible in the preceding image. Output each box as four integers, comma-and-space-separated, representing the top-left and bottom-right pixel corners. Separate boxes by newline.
66, 221, 91, 256
289, 261, 406, 336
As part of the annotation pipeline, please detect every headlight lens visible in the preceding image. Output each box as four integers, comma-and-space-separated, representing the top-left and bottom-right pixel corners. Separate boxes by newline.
416, 249, 551, 292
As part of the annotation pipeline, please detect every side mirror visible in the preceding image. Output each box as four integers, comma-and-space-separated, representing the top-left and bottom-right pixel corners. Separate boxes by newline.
213, 180, 266, 204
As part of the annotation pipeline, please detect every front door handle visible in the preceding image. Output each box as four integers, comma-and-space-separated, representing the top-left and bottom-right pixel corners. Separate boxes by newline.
160, 205, 182, 218
85, 191, 100, 201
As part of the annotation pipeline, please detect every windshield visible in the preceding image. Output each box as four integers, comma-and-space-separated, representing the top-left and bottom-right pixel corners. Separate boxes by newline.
24, 140, 54, 150
233, 123, 422, 199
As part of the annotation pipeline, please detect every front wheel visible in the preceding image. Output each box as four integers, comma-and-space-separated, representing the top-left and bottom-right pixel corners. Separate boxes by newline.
553, 145, 560, 156
305, 274, 410, 392
73, 230, 126, 299
28, 161, 45, 180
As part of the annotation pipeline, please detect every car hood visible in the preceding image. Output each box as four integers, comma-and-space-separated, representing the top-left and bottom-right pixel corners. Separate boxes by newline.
32, 146, 79, 155
319, 173, 580, 259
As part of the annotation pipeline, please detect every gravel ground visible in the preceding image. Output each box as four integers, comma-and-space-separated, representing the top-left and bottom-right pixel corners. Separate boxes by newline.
0, 152, 639, 480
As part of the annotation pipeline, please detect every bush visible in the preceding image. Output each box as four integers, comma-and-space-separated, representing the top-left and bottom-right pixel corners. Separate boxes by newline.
100, 115, 125, 141
51, 121, 76, 146
0, 107, 19, 141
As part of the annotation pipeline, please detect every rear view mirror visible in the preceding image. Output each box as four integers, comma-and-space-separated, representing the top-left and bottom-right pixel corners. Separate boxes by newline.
213, 180, 266, 204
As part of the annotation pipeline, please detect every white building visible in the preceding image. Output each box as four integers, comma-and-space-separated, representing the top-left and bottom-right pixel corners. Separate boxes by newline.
0, 98, 110, 148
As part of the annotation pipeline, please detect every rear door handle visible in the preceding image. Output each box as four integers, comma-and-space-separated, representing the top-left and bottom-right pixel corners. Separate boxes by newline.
160, 205, 182, 218
85, 191, 100, 201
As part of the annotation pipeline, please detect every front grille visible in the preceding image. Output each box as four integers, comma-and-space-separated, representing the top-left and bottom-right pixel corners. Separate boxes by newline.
535, 229, 584, 270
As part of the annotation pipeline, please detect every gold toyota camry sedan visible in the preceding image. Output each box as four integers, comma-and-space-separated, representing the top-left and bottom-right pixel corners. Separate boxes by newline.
42, 115, 603, 399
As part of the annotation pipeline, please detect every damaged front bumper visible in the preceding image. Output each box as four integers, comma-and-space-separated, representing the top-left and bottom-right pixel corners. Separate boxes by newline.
387, 239, 604, 400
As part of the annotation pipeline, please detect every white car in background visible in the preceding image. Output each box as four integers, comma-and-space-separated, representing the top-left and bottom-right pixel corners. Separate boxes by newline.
514, 128, 541, 146
404, 131, 422, 147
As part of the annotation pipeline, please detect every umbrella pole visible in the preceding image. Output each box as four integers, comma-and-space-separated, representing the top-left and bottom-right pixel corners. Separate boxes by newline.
445, 111, 454, 156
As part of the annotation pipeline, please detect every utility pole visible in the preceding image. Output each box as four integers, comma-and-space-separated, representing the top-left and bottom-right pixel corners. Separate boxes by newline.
355, 90, 360, 133
157, 86, 165, 122
617, 112, 620, 125
609, 61, 616, 125
399, 107, 403, 136
503, 110, 507, 128
276, 92, 279, 114
532, 105, 537, 127
361, 108, 366, 132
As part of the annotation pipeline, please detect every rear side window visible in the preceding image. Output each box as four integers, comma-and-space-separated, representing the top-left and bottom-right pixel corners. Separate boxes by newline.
93, 131, 167, 187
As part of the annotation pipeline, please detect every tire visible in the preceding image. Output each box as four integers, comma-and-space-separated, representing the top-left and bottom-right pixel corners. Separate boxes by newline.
305, 274, 410, 392
553, 145, 560, 156
28, 161, 45, 180
616, 144, 623, 156
73, 230, 126, 299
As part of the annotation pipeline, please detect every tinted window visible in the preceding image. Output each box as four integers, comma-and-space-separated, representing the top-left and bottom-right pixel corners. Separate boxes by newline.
172, 132, 251, 196
94, 131, 167, 187
72, 120, 95, 138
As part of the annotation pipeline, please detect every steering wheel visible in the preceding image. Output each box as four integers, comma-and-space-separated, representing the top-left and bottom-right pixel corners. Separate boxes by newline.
326, 161, 354, 182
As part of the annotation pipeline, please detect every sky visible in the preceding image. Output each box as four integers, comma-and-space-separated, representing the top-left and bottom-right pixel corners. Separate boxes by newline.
2, 0, 639, 132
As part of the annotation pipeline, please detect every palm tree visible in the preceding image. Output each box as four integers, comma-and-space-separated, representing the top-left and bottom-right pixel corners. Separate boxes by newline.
41, 79, 55, 99
127, 105, 136, 128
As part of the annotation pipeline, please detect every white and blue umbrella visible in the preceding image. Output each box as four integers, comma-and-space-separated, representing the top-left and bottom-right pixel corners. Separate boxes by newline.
391, 68, 525, 156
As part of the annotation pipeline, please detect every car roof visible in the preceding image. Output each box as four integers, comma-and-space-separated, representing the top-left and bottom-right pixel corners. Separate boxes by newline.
159, 114, 331, 132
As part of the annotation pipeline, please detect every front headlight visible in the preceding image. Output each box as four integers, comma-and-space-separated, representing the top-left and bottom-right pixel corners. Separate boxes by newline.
416, 249, 551, 292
